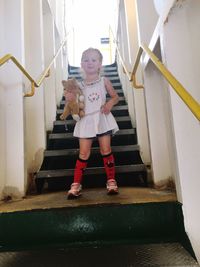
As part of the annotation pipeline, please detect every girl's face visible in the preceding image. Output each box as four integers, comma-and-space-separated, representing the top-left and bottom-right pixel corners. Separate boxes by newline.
81, 51, 102, 75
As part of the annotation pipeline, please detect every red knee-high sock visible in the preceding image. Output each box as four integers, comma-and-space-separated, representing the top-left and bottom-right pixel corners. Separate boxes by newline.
73, 158, 88, 184
102, 153, 116, 181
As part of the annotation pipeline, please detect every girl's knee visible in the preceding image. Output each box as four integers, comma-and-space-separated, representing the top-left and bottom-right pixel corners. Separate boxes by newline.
100, 148, 112, 156
79, 151, 90, 160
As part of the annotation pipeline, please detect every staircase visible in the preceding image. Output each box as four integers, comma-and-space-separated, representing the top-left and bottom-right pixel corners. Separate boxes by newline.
35, 62, 147, 193
0, 62, 198, 266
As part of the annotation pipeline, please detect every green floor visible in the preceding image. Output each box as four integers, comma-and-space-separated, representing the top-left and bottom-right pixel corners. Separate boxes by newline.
0, 243, 198, 267
0, 188, 197, 265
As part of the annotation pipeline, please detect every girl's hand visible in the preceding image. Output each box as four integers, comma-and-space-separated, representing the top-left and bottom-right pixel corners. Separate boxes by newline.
101, 100, 113, 114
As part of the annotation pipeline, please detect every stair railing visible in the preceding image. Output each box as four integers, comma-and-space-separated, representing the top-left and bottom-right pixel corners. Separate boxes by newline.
0, 35, 68, 97
109, 27, 200, 121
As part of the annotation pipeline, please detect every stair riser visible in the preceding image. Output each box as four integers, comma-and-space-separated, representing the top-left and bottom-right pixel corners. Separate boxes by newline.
61, 88, 124, 98
0, 202, 185, 252
56, 109, 129, 120
45, 171, 147, 191
69, 73, 119, 79
53, 120, 133, 133
59, 100, 126, 109
69, 63, 117, 72
61, 92, 124, 102
41, 151, 143, 171
48, 134, 137, 150
69, 75, 121, 82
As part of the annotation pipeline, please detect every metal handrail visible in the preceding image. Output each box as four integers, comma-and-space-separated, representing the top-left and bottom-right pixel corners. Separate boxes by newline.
109, 26, 143, 89
0, 37, 67, 97
140, 44, 200, 121
110, 27, 200, 121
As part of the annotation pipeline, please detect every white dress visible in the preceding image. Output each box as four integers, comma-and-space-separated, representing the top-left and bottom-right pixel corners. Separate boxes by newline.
73, 77, 119, 138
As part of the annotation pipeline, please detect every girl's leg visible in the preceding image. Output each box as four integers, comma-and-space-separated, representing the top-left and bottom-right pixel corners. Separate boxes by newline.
98, 135, 118, 194
68, 138, 93, 199
74, 138, 93, 183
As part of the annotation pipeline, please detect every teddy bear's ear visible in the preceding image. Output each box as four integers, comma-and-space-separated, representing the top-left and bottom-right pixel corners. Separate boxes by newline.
71, 77, 78, 86
62, 80, 67, 86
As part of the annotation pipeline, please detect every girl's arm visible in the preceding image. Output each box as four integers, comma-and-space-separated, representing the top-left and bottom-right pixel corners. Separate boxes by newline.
101, 77, 119, 114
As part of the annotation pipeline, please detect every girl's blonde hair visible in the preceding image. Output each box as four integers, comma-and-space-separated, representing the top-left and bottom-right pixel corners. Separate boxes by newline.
81, 47, 103, 63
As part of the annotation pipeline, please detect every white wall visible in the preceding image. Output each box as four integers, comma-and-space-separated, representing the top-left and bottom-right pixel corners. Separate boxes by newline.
117, 0, 136, 127
0, 83, 6, 198
116, 0, 152, 166
123, 0, 151, 164
162, 0, 200, 261
43, 10, 57, 131
0, 0, 67, 198
55, 29, 65, 106
135, 0, 180, 188
136, 0, 158, 46
47, 0, 66, 39
0, 0, 25, 198
23, 0, 46, 191
0, 0, 6, 198
143, 60, 172, 185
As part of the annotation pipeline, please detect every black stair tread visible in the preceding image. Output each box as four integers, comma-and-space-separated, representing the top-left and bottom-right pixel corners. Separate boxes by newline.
71, 76, 120, 81
103, 71, 119, 76
112, 88, 123, 94
61, 88, 124, 98
69, 66, 117, 74
0, 243, 196, 266
111, 82, 121, 87
69, 72, 118, 78
36, 164, 147, 178
49, 128, 135, 140
56, 104, 128, 114
44, 144, 140, 157
66, 77, 121, 86
54, 116, 132, 125
49, 132, 73, 138
60, 96, 125, 106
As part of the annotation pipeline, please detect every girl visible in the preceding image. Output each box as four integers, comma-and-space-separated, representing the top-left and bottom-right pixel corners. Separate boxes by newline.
67, 48, 119, 199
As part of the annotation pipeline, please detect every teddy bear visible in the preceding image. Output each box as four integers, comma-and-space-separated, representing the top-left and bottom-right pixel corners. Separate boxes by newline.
60, 78, 85, 121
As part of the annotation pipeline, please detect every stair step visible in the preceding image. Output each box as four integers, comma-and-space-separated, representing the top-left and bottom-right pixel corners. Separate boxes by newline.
0, 196, 193, 260
36, 164, 146, 179
66, 79, 122, 89
111, 82, 122, 89
53, 116, 133, 133
44, 144, 139, 157
48, 129, 137, 149
49, 128, 135, 139
61, 88, 124, 97
36, 164, 147, 190
59, 96, 125, 107
69, 71, 119, 78
0, 242, 197, 266
55, 115, 131, 123
103, 71, 118, 76
113, 88, 123, 94
69, 65, 117, 74
40, 145, 143, 173
58, 102, 127, 109
70, 75, 121, 82
57, 104, 128, 118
